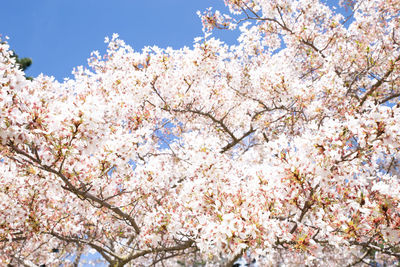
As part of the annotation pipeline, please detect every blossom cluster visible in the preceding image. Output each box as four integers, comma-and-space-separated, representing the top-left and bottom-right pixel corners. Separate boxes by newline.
1, 0, 400, 265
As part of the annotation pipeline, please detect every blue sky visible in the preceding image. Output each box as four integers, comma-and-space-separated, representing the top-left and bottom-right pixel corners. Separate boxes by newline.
1, 0, 238, 81
1, 0, 345, 82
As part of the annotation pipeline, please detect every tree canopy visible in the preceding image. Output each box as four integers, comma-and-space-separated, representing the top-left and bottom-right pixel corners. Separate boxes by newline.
12, 53, 32, 72
1, 0, 400, 266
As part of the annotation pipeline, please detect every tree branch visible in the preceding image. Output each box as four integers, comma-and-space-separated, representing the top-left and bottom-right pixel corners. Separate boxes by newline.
360, 54, 400, 106
8, 143, 141, 235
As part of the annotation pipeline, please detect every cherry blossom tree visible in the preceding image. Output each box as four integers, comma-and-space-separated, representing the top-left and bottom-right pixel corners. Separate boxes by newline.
1, 0, 400, 266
